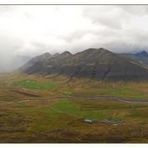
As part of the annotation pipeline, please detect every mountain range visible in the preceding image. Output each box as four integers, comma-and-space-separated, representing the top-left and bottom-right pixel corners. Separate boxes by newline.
20, 48, 148, 81
119, 51, 148, 68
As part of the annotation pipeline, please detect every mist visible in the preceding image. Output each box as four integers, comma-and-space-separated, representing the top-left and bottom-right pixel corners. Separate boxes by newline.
1, 5, 148, 72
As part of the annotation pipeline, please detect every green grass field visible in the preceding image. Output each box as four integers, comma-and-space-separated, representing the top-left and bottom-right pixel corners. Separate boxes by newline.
15, 79, 57, 90
0, 73, 147, 143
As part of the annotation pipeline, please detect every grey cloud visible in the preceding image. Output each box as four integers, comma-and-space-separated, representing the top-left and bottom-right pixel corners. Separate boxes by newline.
1, 5, 148, 72
59, 30, 94, 43
0, 35, 23, 72
119, 5, 148, 16
83, 6, 124, 30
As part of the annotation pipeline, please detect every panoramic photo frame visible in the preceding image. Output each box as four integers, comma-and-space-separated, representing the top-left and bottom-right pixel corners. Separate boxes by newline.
0, 0, 147, 148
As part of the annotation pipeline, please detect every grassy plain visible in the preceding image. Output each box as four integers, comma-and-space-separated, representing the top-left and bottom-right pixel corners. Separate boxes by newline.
0, 73, 147, 143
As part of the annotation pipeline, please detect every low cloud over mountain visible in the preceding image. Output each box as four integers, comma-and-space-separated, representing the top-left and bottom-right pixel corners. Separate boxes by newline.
1, 5, 148, 71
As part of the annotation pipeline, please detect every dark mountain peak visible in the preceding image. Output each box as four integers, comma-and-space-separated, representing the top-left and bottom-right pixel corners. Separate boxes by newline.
34, 52, 51, 60
76, 48, 111, 56
42, 52, 51, 56
83, 48, 97, 52
98, 47, 108, 51
53, 53, 60, 56
135, 50, 148, 57
61, 51, 72, 56
97, 48, 113, 54
22, 52, 51, 67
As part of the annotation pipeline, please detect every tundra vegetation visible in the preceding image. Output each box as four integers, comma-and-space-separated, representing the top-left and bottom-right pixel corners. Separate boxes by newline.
0, 73, 147, 143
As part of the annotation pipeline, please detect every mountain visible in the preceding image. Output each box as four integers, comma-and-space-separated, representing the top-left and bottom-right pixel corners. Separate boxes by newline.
135, 50, 148, 57
21, 48, 148, 81
20, 52, 51, 71
119, 50, 148, 68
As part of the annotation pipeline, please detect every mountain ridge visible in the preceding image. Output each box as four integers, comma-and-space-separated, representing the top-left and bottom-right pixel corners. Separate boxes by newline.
119, 50, 148, 68
20, 48, 148, 81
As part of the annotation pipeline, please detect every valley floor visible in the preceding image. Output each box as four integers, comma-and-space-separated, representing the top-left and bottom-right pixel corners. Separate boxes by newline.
0, 73, 147, 143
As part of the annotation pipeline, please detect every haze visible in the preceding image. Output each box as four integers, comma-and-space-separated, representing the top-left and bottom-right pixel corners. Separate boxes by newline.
1, 5, 148, 72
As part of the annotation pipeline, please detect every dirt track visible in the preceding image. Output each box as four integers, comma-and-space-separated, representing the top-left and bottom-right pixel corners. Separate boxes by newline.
0, 94, 148, 105
68, 95, 148, 104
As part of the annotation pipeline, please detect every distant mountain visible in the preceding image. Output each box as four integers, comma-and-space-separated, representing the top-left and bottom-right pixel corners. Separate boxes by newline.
20, 52, 51, 71
134, 50, 148, 57
119, 50, 148, 68
20, 48, 148, 81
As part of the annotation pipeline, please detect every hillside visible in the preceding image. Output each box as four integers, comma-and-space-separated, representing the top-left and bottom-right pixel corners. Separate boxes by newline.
119, 51, 148, 68
21, 48, 148, 81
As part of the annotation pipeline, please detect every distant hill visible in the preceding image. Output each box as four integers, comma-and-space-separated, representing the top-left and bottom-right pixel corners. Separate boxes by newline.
20, 48, 148, 81
135, 50, 148, 57
119, 50, 148, 68
20, 52, 51, 71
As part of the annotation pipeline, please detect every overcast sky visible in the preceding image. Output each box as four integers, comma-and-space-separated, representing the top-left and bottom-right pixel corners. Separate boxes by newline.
1, 5, 148, 72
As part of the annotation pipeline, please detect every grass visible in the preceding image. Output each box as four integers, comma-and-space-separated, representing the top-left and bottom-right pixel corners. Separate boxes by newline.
19, 99, 109, 129
14, 79, 57, 90
96, 87, 148, 99
51, 99, 108, 120
0, 74, 147, 142
51, 99, 80, 115
72, 86, 148, 99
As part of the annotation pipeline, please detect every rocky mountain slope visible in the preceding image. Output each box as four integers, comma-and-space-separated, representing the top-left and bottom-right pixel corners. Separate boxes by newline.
119, 50, 148, 68
20, 48, 148, 81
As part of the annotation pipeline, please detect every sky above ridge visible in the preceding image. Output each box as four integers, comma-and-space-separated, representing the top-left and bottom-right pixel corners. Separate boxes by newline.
0, 5, 148, 71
